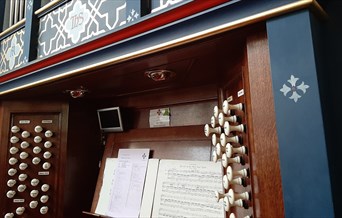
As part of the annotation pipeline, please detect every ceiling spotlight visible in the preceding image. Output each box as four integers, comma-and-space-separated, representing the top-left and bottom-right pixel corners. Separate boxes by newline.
65, 86, 89, 98
144, 69, 175, 82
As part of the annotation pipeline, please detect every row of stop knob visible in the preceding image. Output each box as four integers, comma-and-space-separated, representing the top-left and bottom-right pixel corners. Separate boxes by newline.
205, 101, 252, 217
4, 205, 49, 217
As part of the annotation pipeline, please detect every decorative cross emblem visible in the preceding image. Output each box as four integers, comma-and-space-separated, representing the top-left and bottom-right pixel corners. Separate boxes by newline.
280, 75, 310, 103
127, 9, 139, 22
5, 36, 21, 70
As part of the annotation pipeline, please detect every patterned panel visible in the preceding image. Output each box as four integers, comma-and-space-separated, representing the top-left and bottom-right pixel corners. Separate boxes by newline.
37, 0, 140, 58
0, 29, 26, 76
151, 0, 188, 13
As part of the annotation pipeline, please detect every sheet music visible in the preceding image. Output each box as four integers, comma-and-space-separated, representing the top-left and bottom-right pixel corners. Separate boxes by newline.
107, 149, 150, 218
95, 158, 117, 215
151, 160, 225, 218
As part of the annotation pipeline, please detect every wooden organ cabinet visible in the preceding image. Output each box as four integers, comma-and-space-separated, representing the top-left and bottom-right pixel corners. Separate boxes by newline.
0, 24, 284, 217
89, 25, 283, 218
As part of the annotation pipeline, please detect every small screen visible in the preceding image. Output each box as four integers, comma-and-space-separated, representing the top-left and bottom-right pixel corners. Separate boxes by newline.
99, 110, 120, 128
97, 107, 123, 132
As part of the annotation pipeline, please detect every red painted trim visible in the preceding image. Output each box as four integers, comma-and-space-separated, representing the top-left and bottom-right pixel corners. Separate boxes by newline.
0, 0, 230, 83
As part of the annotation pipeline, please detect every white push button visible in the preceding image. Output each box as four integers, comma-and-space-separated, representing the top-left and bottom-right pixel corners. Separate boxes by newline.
41, 184, 50, 192
32, 157, 41, 165
15, 207, 25, 215
19, 162, 28, 170
18, 174, 28, 181
34, 136, 42, 143
20, 141, 30, 149
30, 190, 39, 198
33, 146, 42, 154
7, 179, 16, 187
29, 201, 38, 209
44, 141, 52, 148
8, 168, 17, 176
21, 131, 30, 138
40, 206, 48, 214
4, 213, 14, 218
43, 151, 52, 159
45, 130, 53, 138
43, 162, 51, 170
17, 184, 26, 192
9, 147, 19, 154
20, 151, 29, 159
34, 125, 43, 133
31, 178, 39, 186
10, 136, 19, 144
9, 157, 18, 165
11, 126, 20, 133
6, 190, 16, 198
40, 195, 49, 203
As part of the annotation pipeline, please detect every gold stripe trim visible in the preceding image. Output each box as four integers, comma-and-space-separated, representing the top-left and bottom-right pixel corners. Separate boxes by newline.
35, 0, 63, 16
0, 0, 324, 95
0, 19, 26, 39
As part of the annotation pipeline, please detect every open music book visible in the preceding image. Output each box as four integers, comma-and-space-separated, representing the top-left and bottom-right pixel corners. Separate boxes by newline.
95, 158, 225, 218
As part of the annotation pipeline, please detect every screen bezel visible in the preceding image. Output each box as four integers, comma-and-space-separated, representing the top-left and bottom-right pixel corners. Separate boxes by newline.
97, 107, 123, 132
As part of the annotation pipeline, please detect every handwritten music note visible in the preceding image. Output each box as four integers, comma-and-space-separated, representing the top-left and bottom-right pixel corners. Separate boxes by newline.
151, 160, 225, 218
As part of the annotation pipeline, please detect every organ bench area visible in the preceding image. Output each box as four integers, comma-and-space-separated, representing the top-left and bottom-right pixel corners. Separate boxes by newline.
0, 25, 283, 217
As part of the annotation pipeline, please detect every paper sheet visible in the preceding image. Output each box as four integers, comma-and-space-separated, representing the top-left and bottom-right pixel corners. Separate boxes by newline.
139, 159, 160, 218
95, 158, 117, 215
149, 108, 170, 128
151, 160, 225, 218
107, 149, 150, 218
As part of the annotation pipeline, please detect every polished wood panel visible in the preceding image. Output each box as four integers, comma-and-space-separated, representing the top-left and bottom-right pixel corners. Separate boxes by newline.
245, 30, 284, 217
63, 100, 102, 218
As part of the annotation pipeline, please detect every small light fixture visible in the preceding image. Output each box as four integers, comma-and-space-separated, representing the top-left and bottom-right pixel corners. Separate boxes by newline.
65, 86, 88, 98
144, 69, 175, 82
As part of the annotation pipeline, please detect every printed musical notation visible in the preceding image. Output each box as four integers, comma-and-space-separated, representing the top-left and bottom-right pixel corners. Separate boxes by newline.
151, 160, 225, 218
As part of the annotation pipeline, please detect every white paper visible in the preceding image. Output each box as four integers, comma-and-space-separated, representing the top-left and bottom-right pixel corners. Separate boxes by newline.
149, 108, 170, 128
152, 160, 225, 218
95, 158, 117, 215
139, 159, 160, 218
107, 149, 150, 218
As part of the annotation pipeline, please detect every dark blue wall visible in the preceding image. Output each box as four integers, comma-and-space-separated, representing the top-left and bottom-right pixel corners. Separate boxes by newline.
312, 1, 342, 217
267, 10, 334, 217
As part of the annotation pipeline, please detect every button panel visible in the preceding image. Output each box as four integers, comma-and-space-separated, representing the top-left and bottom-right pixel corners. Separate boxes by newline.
3, 114, 61, 217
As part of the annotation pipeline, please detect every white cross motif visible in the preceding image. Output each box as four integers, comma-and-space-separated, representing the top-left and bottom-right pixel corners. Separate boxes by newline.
280, 75, 310, 103
5, 36, 21, 70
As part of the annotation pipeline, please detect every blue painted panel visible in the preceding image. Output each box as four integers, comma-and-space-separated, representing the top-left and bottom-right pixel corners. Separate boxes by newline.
151, 0, 192, 14
1, 0, 298, 89
37, 0, 138, 59
0, 29, 25, 75
267, 10, 334, 217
